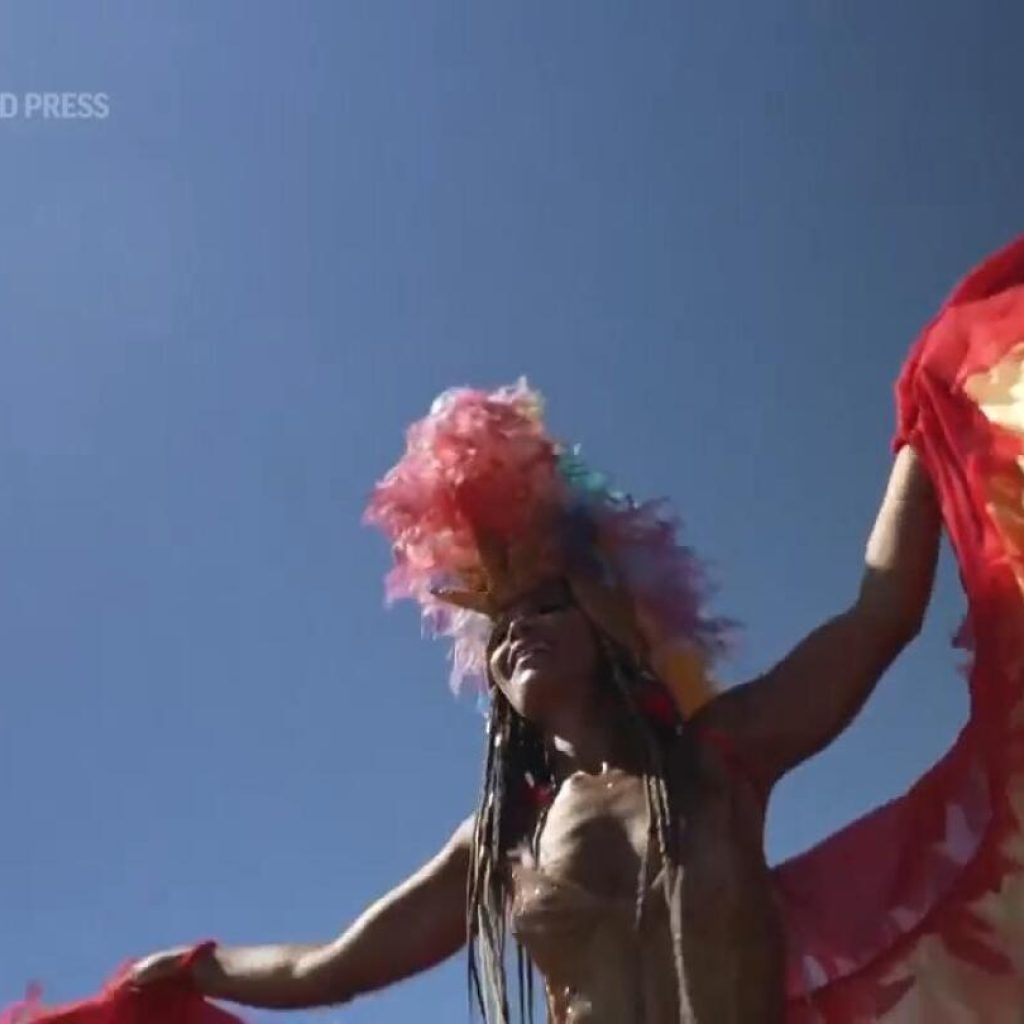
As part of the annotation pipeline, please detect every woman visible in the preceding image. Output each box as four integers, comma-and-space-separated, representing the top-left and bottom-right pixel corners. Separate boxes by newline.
127, 377, 942, 1023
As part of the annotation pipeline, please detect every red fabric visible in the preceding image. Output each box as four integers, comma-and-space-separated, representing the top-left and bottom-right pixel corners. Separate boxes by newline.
777, 234, 1024, 1020
0, 943, 245, 1024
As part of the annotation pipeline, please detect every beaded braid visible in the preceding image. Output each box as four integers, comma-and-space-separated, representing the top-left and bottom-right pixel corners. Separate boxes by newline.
465, 631, 690, 1023
595, 632, 690, 1014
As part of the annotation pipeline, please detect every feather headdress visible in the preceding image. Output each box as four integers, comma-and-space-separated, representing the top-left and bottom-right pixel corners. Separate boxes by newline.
363, 379, 731, 715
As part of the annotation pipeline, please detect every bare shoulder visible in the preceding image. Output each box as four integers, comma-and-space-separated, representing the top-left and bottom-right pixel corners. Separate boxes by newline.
441, 814, 476, 867
399, 813, 475, 891
671, 695, 777, 809
688, 677, 760, 734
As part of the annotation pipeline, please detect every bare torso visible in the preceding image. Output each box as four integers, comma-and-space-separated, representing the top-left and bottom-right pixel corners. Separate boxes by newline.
507, 732, 785, 1023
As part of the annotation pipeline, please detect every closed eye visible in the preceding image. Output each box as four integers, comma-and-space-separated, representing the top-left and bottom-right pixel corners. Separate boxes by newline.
491, 592, 571, 651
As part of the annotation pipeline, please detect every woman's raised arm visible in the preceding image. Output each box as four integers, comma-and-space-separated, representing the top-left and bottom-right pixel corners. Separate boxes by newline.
693, 445, 942, 790
131, 815, 474, 1011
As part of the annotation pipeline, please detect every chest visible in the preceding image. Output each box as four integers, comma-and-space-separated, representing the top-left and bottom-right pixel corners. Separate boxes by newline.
525, 758, 766, 904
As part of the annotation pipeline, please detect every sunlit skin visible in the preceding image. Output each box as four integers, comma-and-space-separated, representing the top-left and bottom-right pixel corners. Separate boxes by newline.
484, 576, 788, 1018
487, 578, 597, 725
127, 446, 942, 1022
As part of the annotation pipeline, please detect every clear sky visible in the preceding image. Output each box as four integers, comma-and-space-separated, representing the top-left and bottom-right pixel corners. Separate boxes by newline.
2, 3, 1023, 1020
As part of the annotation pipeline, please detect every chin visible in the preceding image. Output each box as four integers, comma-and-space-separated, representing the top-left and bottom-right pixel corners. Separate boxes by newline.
509, 668, 559, 723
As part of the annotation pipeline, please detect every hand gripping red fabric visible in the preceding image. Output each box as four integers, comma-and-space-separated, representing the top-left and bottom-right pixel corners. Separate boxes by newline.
0, 942, 245, 1024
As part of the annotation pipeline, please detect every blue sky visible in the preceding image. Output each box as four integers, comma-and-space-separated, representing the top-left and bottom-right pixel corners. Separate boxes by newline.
2, 3, 1023, 1020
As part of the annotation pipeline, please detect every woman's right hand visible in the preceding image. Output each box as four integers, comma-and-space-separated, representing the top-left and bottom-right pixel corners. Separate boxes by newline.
118, 816, 473, 1010
127, 947, 194, 988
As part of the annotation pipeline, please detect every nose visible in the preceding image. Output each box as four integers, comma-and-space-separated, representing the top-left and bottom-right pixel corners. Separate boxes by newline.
506, 613, 544, 647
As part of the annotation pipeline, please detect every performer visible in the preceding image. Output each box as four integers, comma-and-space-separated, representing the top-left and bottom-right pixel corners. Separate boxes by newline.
126, 377, 941, 1024
13, 233, 1024, 1023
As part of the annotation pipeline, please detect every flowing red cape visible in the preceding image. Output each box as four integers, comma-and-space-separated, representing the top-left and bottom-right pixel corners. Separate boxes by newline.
778, 233, 1024, 1021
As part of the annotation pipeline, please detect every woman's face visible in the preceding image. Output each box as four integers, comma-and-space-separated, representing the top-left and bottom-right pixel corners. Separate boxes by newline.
487, 578, 601, 725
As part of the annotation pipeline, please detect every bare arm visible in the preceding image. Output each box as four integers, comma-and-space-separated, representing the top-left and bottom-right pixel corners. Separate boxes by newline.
694, 445, 942, 790
188, 815, 474, 1009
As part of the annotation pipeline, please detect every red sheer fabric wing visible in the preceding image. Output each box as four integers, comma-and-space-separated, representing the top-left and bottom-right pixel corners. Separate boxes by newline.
1, 945, 245, 1024
781, 235, 1024, 1021
0, 987, 243, 1024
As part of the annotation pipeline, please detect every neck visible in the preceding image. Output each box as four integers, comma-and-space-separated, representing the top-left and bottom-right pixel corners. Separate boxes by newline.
544, 692, 643, 780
